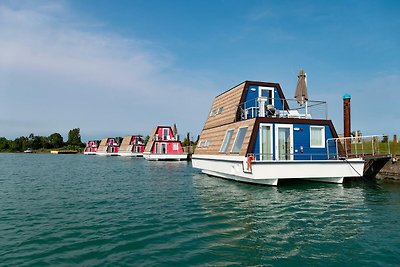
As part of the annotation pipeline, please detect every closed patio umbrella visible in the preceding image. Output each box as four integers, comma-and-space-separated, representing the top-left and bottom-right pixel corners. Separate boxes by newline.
172, 123, 178, 137
294, 69, 308, 105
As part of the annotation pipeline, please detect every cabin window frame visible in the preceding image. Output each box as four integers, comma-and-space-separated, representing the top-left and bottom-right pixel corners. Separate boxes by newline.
259, 123, 273, 160
173, 142, 179, 150
162, 128, 169, 140
310, 126, 326, 148
203, 140, 211, 148
220, 129, 234, 153
275, 124, 294, 160
231, 126, 248, 154
259, 86, 275, 105
197, 140, 204, 148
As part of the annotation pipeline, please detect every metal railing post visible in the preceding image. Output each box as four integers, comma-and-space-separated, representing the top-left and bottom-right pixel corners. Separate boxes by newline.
361, 139, 364, 157
372, 137, 375, 156
355, 138, 358, 157
336, 139, 339, 159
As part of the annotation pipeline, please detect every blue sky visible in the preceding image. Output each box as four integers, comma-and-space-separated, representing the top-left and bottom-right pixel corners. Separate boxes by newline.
0, 0, 399, 141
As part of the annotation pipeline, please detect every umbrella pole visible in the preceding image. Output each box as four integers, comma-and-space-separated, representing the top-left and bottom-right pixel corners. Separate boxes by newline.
305, 101, 308, 117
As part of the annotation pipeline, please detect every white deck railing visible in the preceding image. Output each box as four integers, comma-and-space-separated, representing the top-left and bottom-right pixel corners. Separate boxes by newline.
154, 135, 177, 141
240, 98, 327, 120
326, 135, 391, 159
247, 153, 330, 161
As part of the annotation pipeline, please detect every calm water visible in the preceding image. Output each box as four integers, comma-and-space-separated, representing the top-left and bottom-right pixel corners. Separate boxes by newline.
0, 154, 399, 266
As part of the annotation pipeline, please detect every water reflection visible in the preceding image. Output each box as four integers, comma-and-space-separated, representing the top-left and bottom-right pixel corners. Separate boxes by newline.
191, 173, 375, 264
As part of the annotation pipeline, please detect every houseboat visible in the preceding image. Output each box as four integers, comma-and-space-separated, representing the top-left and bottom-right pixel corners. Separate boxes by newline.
192, 80, 364, 186
118, 135, 145, 157
143, 125, 188, 161
96, 138, 119, 156
84, 140, 98, 155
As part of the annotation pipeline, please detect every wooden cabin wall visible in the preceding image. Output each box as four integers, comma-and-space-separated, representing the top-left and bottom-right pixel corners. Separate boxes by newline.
196, 119, 256, 156
119, 136, 132, 152
203, 83, 245, 130
97, 138, 108, 151
144, 128, 157, 152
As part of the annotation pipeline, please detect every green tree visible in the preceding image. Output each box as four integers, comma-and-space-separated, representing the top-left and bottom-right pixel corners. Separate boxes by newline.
11, 136, 28, 152
31, 136, 45, 150
48, 133, 64, 148
116, 136, 123, 145
67, 128, 84, 147
144, 135, 150, 145
0, 137, 10, 151
182, 133, 191, 147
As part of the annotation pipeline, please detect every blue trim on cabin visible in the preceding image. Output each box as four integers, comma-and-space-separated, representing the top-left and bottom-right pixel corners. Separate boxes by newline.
251, 123, 335, 160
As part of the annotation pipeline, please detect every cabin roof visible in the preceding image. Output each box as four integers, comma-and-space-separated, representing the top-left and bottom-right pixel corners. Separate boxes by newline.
98, 138, 108, 146
215, 80, 286, 99
203, 81, 288, 131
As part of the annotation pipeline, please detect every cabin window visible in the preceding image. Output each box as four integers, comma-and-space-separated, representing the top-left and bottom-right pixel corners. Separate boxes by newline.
260, 124, 273, 160
310, 126, 325, 148
220, 129, 234, 153
259, 86, 274, 105
204, 140, 211, 148
231, 127, 248, 153
163, 128, 169, 138
173, 143, 179, 150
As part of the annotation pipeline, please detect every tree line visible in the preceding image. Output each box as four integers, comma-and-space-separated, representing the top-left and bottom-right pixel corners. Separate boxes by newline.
0, 128, 85, 152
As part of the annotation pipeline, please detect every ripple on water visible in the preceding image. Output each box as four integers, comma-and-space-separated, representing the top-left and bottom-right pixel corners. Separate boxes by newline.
0, 154, 400, 266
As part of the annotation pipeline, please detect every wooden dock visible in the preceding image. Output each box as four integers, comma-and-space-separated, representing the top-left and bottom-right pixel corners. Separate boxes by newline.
363, 155, 392, 178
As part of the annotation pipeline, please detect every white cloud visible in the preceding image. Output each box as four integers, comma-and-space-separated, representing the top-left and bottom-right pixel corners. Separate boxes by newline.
0, 2, 215, 140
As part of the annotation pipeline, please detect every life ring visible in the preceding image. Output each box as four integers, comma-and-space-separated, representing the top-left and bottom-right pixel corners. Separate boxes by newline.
247, 154, 255, 171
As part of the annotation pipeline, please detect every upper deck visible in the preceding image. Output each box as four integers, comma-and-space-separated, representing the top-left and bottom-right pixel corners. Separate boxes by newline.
203, 81, 328, 131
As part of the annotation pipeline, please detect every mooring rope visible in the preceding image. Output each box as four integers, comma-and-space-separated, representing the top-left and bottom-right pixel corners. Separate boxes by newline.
343, 158, 363, 177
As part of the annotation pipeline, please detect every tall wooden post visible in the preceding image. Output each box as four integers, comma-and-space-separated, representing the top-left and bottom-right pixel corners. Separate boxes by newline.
343, 93, 351, 157
393, 134, 398, 158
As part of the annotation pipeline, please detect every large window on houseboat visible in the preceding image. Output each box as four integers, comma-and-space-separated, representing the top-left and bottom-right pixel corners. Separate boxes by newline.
231, 127, 248, 153
260, 124, 272, 160
220, 129, 234, 153
310, 126, 325, 148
